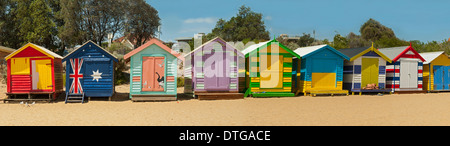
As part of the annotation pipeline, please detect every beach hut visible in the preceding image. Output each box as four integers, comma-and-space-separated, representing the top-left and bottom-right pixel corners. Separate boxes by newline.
62, 41, 119, 103
124, 38, 184, 101
420, 51, 450, 92
338, 44, 393, 95
4, 43, 63, 102
0, 46, 15, 80
293, 45, 350, 96
242, 39, 300, 97
184, 37, 244, 100
378, 45, 425, 92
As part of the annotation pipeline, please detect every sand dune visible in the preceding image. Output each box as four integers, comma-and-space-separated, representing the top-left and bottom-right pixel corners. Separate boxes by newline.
1, 83, 450, 126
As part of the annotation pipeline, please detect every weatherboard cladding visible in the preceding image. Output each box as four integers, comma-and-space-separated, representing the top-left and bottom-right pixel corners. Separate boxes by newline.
127, 40, 179, 98
6, 43, 63, 96
339, 46, 389, 91
244, 40, 299, 96
380, 46, 424, 91
63, 41, 118, 97
292, 45, 349, 93
419, 51, 450, 91
185, 37, 243, 92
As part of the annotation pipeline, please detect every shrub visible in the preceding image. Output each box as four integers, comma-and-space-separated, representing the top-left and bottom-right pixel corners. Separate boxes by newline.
114, 58, 130, 85
177, 77, 184, 87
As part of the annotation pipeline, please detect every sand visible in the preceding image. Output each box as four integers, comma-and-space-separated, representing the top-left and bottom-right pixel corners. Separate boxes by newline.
1, 83, 450, 126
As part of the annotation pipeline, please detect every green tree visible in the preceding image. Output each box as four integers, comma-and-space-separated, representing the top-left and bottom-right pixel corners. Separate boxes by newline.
209, 5, 270, 42
347, 32, 371, 48
332, 34, 349, 49
15, 0, 57, 49
360, 18, 395, 42
374, 36, 408, 48
297, 33, 315, 47
124, 0, 161, 48
58, 0, 130, 46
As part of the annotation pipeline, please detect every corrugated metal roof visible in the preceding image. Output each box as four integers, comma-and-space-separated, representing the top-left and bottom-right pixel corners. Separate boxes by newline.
241, 41, 269, 55
184, 37, 244, 57
377, 46, 409, 60
338, 47, 370, 58
419, 51, 445, 64
293, 44, 327, 57
0, 45, 15, 53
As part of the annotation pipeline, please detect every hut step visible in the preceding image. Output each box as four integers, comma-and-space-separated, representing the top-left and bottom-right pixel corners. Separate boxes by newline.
65, 93, 85, 104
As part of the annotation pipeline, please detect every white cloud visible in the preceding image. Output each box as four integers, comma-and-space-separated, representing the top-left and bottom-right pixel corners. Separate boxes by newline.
183, 17, 217, 24
265, 16, 273, 21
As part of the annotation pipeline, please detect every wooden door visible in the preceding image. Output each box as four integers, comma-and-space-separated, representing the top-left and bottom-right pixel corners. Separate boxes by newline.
444, 66, 450, 90
259, 55, 283, 88
142, 57, 165, 92
361, 58, 379, 87
433, 66, 444, 90
31, 59, 52, 91
311, 58, 336, 89
400, 61, 418, 88
204, 50, 230, 90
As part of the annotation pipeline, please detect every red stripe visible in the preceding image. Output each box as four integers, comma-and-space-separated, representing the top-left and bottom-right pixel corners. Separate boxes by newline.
386, 84, 400, 88
418, 84, 422, 88
418, 70, 423, 73
386, 69, 400, 73
7, 60, 11, 93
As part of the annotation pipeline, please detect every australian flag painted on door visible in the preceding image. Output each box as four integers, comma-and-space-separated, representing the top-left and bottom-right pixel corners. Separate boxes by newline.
62, 41, 119, 97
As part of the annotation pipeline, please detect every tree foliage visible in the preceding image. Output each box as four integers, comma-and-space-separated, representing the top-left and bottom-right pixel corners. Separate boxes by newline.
209, 5, 270, 42
360, 18, 396, 41
124, 0, 161, 48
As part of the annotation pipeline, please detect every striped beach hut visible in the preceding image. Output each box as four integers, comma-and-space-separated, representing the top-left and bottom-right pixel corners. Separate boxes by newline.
420, 51, 450, 92
293, 45, 350, 96
124, 38, 184, 101
338, 44, 392, 95
4, 43, 63, 102
243, 39, 300, 97
183, 37, 244, 100
378, 45, 425, 92
62, 41, 119, 103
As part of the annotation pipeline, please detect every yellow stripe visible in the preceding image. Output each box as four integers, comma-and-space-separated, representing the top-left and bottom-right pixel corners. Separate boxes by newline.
283, 57, 292, 62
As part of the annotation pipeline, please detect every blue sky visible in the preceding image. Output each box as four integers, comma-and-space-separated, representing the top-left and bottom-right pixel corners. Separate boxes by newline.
146, 0, 450, 43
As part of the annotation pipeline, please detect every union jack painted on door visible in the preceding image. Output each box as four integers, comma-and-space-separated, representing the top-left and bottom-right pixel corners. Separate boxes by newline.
69, 58, 84, 94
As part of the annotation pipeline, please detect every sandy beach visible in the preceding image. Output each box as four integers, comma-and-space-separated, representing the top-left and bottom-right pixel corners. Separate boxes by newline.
1, 83, 450, 126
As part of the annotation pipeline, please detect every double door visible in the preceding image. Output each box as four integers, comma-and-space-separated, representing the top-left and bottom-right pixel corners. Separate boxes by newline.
142, 57, 165, 92
399, 61, 418, 88
433, 66, 450, 90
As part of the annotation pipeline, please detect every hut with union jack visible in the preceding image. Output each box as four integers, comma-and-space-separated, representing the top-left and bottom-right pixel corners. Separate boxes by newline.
62, 41, 118, 103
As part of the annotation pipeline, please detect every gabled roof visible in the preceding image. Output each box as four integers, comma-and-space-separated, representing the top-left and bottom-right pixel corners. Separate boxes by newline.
419, 51, 446, 64
124, 38, 184, 61
184, 37, 244, 57
338, 43, 392, 63
378, 45, 425, 62
242, 39, 301, 58
5, 43, 63, 60
294, 44, 350, 60
62, 40, 118, 62
0, 45, 15, 53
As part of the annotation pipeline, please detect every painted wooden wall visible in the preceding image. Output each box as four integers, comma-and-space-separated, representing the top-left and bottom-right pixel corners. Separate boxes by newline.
386, 59, 423, 91
246, 43, 295, 96
185, 39, 241, 93
129, 44, 178, 98
6, 45, 63, 96
423, 54, 450, 91
296, 48, 345, 93
343, 51, 387, 90
63, 42, 117, 97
